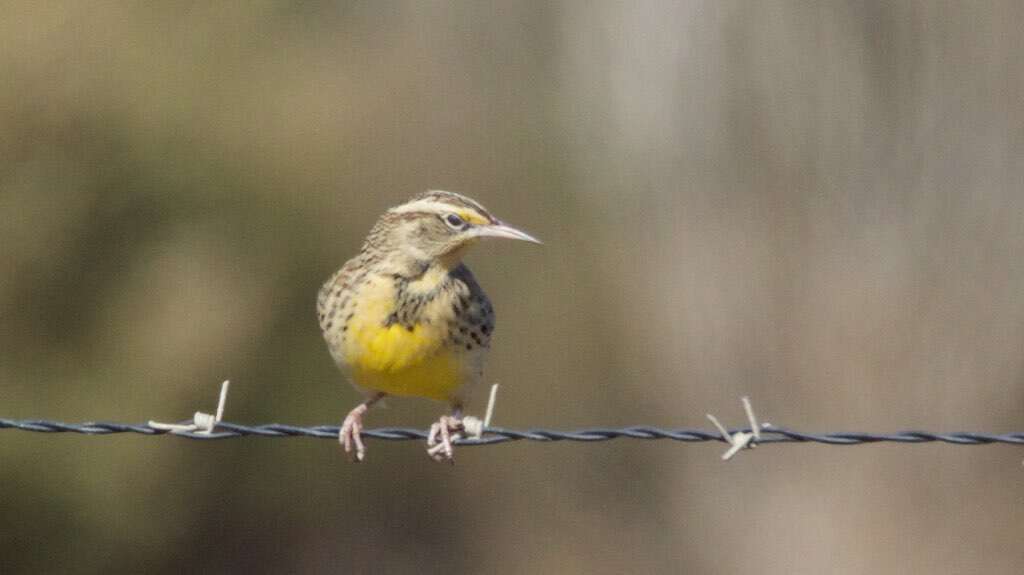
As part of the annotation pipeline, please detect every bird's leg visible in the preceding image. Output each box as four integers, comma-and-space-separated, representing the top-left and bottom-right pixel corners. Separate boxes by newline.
339, 393, 384, 462
427, 404, 464, 463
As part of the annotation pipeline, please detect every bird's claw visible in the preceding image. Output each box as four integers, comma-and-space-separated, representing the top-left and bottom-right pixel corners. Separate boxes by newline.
427, 415, 464, 463
339, 404, 369, 462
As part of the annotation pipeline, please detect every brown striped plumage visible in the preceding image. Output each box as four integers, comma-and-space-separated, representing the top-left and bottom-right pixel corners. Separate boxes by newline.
318, 190, 539, 462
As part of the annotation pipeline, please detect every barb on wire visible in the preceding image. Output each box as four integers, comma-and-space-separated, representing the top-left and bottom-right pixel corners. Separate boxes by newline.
707, 396, 768, 460
2, 418, 1024, 446
149, 380, 230, 435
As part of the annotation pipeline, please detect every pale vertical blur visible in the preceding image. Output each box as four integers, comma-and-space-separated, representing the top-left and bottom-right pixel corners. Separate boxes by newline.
1, 2, 1022, 574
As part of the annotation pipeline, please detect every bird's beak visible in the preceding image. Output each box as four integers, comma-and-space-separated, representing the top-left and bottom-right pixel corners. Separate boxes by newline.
472, 221, 543, 244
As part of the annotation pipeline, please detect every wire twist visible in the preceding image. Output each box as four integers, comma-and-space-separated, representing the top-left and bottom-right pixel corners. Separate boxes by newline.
2, 419, 1024, 446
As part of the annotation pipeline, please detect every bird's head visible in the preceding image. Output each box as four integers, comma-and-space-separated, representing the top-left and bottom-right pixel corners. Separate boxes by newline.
365, 190, 541, 270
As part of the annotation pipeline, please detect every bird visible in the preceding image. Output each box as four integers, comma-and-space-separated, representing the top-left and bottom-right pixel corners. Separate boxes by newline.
317, 190, 540, 462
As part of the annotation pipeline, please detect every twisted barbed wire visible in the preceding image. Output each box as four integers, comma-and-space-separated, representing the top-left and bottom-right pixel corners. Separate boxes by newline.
3, 418, 1024, 446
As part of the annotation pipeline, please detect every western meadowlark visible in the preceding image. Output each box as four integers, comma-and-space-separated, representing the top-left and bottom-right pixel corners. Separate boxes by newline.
317, 190, 540, 462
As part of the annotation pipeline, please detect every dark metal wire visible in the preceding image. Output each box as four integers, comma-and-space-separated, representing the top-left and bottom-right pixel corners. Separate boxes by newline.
2, 418, 1024, 446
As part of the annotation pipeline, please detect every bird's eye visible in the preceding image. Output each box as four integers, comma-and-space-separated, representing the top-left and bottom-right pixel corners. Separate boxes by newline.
444, 213, 466, 229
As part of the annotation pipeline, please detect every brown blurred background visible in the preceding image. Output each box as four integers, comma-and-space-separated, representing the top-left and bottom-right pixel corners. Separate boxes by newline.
2, 1, 1023, 573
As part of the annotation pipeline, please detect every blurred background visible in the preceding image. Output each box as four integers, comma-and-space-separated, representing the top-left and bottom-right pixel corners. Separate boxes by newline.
2, 1, 1023, 573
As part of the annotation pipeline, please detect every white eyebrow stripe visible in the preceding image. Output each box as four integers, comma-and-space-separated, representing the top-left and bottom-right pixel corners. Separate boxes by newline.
389, 200, 453, 214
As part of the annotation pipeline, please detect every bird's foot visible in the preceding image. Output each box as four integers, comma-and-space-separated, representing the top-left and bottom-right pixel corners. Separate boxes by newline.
339, 403, 369, 462
427, 414, 464, 463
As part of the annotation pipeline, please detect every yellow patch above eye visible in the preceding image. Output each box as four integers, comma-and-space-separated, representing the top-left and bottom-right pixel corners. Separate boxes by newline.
457, 210, 490, 226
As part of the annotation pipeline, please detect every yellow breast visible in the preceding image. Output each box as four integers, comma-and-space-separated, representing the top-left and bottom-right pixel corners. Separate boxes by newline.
340, 274, 469, 401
